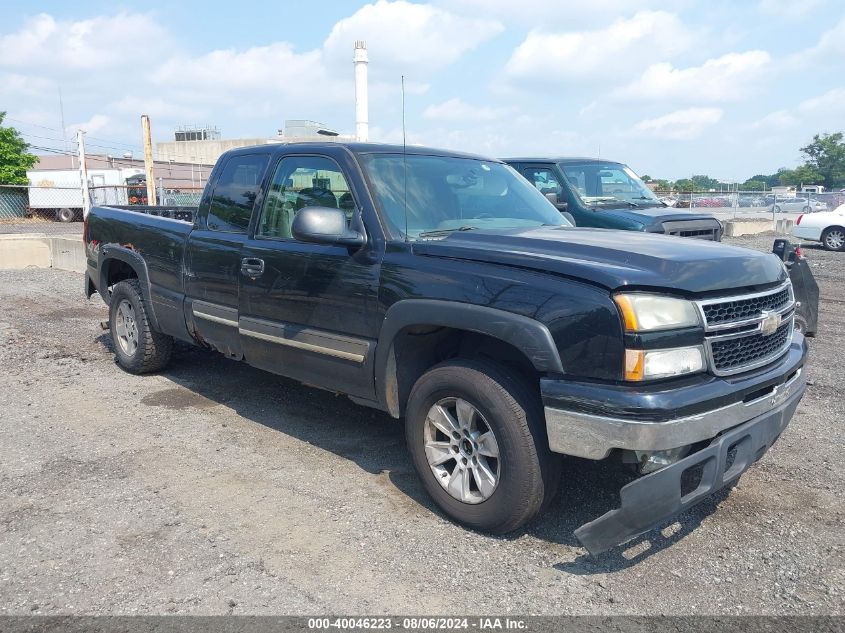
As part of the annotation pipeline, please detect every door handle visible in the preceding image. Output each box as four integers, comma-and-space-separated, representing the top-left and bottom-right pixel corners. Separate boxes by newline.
240, 257, 265, 278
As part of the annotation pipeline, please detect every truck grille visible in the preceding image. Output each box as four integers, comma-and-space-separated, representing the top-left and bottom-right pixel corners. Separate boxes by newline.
702, 287, 791, 325
662, 220, 722, 241
697, 282, 795, 376
710, 321, 792, 372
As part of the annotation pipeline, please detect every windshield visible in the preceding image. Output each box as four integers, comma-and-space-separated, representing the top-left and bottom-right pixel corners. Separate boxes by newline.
558, 162, 662, 207
359, 154, 570, 240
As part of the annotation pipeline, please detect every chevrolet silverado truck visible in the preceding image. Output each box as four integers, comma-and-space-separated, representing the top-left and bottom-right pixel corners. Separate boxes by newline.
84, 143, 806, 554
503, 157, 723, 240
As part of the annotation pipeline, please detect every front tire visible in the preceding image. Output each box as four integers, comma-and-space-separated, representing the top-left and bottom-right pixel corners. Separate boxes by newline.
109, 279, 173, 374
405, 359, 560, 534
822, 227, 845, 251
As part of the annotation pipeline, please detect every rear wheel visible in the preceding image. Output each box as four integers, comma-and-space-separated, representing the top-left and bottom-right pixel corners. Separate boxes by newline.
109, 279, 173, 373
56, 208, 74, 223
773, 205, 782, 213
405, 359, 560, 534
822, 226, 845, 251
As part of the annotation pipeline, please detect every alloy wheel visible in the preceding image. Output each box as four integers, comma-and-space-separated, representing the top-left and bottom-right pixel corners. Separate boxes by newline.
114, 299, 139, 356
423, 397, 500, 504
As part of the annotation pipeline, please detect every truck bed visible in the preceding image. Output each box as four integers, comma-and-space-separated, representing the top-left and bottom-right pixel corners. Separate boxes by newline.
86, 205, 196, 301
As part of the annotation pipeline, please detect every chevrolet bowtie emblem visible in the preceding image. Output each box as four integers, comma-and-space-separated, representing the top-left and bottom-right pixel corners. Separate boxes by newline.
760, 310, 782, 336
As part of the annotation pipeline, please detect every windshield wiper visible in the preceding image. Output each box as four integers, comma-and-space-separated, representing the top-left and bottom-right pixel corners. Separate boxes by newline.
417, 225, 478, 238
586, 199, 639, 209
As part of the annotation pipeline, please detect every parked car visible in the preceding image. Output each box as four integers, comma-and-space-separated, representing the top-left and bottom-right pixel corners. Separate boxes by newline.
770, 197, 827, 213
792, 203, 845, 251
503, 157, 723, 240
84, 142, 806, 555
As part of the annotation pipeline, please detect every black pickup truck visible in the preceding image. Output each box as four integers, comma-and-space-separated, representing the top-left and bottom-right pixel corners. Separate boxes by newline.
503, 157, 723, 240
84, 142, 806, 554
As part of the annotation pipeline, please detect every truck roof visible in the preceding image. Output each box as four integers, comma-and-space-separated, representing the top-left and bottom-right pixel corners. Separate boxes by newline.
501, 157, 622, 165
224, 141, 498, 163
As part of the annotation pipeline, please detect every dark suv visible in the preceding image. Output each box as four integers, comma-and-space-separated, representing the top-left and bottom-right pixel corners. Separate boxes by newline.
504, 157, 723, 240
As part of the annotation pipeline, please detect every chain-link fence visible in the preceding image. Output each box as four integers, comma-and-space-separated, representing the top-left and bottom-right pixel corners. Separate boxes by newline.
0, 184, 205, 235
0, 185, 87, 234
655, 190, 845, 217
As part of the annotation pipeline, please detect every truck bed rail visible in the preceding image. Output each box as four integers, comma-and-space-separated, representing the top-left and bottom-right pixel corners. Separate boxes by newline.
99, 205, 196, 223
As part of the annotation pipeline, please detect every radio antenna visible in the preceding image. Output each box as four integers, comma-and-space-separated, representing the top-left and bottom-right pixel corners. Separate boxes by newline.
402, 75, 409, 242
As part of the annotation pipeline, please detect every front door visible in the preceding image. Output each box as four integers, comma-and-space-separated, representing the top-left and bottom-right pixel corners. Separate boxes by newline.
185, 152, 271, 359
237, 154, 381, 399
520, 164, 589, 226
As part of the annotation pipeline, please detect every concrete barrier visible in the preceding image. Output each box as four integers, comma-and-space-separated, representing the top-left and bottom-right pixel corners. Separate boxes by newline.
0, 234, 85, 272
723, 218, 774, 237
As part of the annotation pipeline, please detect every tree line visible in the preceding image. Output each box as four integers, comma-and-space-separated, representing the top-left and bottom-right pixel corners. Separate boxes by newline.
644, 132, 845, 192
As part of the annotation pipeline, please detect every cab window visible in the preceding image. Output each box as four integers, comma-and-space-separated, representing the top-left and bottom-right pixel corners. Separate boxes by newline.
207, 154, 270, 233
257, 155, 354, 239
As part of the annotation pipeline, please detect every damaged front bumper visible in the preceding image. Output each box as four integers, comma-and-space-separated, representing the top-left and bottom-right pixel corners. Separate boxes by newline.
541, 333, 807, 555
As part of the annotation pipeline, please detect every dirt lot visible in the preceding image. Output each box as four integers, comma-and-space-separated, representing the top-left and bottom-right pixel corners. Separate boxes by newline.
0, 233, 842, 615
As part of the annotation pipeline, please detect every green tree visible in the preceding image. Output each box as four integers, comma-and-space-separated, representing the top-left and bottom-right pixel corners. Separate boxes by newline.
674, 178, 696, 192
739, 179, 766, 191
0, 112, 37, 185
778, 164, 823, 187
799, 132, 845, 188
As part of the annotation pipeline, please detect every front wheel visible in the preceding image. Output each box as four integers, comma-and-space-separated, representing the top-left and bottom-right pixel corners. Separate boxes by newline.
822, 226, 845, 252
109, 279, 173, 373
405, 359, 560, 534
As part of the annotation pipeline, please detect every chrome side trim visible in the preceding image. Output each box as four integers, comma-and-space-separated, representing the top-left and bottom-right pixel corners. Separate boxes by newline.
240, 328, 365, 363
544, 365, 805, 460
238, 316, 369, 364
193, 311, 239, 327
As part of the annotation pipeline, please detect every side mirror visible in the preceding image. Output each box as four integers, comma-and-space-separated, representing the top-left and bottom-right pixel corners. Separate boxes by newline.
544, 191, 569, 212
291, 206, 365, 248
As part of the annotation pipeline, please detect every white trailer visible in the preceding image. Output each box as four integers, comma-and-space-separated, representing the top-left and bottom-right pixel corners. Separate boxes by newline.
26, 167, 144, 222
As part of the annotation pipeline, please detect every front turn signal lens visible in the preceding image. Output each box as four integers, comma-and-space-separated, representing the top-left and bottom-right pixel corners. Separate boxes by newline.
625, 346, 705, 381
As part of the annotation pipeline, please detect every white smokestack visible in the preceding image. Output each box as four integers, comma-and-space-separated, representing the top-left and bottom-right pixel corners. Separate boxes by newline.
354, 40, 369, 142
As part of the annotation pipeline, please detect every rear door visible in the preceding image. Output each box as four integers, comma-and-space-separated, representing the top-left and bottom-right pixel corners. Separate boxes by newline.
184, 152, 271, 359
237, 152, 381, 399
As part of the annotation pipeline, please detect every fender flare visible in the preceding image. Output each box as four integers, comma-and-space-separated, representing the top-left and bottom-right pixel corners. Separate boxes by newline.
374, 299, 564, 415
98, 244, 161, 332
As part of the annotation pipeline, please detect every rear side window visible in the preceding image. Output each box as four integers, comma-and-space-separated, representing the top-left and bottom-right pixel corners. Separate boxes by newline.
207, 154, 270, 233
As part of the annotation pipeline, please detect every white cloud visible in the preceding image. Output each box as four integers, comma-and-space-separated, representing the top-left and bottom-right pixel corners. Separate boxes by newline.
0, 12, 167, 70
632, 107, 723, 140
439, 0, 685, 26
753, 87, 845, 131
788, 16, 845, 69
505, 11, 692, 82
751, 110, 798, 129
323, 0, 503, 74
66, 114, 111, 135
613, 50, 771, 102
758, 0, 824, 18
797, 87, 845, 115
152, 44, 337, 102
422, 98, 512, 121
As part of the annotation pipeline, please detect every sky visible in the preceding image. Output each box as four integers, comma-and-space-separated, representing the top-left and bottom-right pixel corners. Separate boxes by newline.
2, 0, 844, 181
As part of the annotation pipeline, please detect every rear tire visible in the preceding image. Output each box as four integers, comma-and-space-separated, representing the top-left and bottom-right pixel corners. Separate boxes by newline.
822, 226, 845, 252
109, 279, 173, 374
405, 358, 561, 534
56, 208, 74, 223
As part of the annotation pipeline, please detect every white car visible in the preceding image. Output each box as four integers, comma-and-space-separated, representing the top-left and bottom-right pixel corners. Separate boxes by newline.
792, 203, 845, 251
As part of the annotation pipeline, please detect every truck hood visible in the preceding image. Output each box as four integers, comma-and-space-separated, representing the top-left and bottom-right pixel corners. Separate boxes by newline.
412, 226, 786, 293
591, 206, 718, 223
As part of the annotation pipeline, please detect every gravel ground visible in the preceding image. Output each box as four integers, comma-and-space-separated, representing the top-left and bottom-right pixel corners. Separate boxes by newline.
0, 233, 842, 616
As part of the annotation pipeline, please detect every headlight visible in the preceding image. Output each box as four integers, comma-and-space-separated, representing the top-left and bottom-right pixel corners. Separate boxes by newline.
614, 293, 701, 331
625, 346, 705, 381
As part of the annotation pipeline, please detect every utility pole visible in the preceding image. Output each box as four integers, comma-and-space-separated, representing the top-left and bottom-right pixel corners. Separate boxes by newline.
77, 129, 91, 218
141, 114, 157, 205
